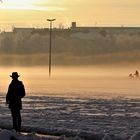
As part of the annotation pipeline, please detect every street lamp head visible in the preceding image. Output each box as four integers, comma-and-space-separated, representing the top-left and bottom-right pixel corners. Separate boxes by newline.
47, 19, 56, 22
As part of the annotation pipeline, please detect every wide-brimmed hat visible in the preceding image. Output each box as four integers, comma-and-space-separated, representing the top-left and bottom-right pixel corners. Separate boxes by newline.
10, 72, 20, 77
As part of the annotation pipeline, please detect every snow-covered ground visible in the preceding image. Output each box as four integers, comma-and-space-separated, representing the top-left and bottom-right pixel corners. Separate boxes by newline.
0, 129, 61, 140
0, 95, 140, 139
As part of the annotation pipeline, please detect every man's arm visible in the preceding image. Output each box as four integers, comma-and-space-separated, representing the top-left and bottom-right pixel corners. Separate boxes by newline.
20, 82, 26, 98
6, 85, 11, 104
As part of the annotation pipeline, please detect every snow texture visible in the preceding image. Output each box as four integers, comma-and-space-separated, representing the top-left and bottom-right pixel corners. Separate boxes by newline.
0, 95, 139, 139
130, 132, 140, 140
102, 134, 112, 140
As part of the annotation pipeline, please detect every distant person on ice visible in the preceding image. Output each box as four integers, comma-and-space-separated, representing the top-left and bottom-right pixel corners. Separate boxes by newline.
6, 72, 25, 132
129, 73, 134, 79
134, 70, 139, 78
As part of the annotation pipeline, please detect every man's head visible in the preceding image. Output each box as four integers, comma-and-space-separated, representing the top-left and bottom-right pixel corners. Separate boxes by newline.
10, 72, 20, 80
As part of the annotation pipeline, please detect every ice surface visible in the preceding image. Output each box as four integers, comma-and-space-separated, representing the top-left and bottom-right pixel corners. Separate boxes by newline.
0, 95, 139, 139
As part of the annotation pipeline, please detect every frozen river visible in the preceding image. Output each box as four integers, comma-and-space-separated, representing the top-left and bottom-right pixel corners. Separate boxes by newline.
0, 66, 140, 139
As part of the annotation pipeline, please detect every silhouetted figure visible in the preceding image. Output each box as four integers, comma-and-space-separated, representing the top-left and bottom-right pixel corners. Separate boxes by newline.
6, 72, 25, 132
134, 70, 139, 78
129, 73, 134, 79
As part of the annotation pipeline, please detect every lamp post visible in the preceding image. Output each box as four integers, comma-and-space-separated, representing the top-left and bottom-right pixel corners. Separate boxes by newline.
47, 19, 56, 77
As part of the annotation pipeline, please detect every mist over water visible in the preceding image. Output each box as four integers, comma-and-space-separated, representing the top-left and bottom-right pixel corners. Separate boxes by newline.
1, 28, 140, 98
1, 66, 140, 98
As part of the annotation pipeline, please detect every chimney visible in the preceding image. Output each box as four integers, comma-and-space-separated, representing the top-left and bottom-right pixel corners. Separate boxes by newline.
71, 22, 76, 29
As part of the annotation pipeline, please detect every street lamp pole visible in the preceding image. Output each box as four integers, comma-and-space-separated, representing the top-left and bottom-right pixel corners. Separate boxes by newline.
47, 19, 56, 77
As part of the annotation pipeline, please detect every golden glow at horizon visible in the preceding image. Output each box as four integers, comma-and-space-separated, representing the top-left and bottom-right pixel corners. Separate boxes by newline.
0, 0, 140, 29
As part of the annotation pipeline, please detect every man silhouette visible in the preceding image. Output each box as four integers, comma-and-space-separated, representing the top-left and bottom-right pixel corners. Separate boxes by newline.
6, 72, 25, 132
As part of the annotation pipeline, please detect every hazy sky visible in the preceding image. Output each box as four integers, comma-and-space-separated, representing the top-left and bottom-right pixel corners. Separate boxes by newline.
0, 0, 140, 30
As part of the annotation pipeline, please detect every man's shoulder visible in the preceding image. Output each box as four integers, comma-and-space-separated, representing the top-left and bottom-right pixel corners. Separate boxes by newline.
13, 80, 23, 85
19, 81, 24, 85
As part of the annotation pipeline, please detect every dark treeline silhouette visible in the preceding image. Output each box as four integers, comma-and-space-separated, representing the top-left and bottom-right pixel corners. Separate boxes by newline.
0, 30, 140, 65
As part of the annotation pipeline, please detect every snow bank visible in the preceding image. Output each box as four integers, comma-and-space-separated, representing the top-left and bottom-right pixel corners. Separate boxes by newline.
130, 132, 140, 140
0, 130, 16, 140
102, 134, 112, 140
0, 129, 58, 140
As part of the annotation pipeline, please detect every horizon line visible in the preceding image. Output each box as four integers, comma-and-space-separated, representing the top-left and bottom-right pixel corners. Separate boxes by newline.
2, 23, 140, 32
